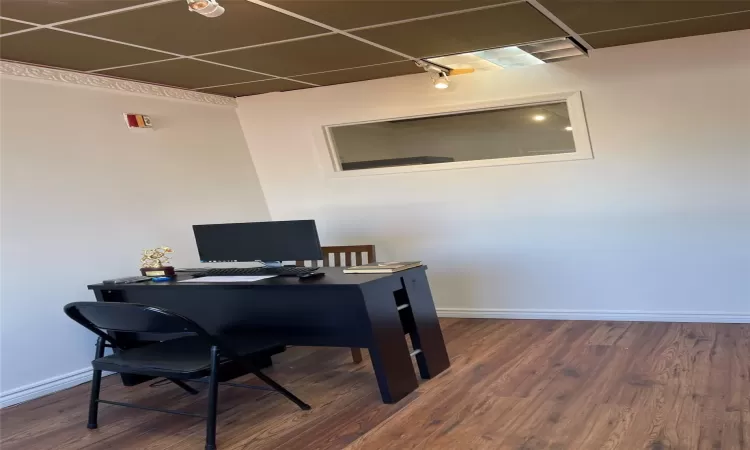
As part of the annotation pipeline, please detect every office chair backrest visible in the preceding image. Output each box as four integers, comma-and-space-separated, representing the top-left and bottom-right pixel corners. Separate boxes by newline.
297, 245, 376, 268
64, 302, 209, 345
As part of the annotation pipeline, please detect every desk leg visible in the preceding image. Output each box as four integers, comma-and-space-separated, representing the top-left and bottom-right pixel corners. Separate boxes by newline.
362, 283, 419, 404
402, 271, 450, 379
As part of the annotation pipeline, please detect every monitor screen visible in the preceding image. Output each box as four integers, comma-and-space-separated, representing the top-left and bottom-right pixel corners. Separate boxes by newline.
192, 220, 323, 263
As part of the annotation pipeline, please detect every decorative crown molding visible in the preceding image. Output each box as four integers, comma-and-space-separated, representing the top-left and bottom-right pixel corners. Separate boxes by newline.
0, 61, 237, 107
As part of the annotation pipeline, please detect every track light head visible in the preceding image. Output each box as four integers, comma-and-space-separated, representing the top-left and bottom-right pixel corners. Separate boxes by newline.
187, 0, 225, 17
414, 61, 452, 90
433, 72, 450, 89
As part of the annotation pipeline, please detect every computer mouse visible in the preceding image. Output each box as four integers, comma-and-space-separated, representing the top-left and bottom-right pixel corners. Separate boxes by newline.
298, 271, 325, 280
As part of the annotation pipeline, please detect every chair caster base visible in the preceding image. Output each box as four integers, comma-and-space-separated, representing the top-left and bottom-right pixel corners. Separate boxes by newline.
87, 423, 98, 429
205, 445, 216, 450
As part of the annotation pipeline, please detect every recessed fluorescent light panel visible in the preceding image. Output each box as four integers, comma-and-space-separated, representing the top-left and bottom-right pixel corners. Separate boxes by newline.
424, 38, 586, 72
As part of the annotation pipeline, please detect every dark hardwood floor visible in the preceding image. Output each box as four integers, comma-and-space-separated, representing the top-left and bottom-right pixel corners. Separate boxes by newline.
1, 319, 748, 449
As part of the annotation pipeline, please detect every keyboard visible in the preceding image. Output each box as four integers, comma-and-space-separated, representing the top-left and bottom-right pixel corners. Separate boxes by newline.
197, 267, 318, 277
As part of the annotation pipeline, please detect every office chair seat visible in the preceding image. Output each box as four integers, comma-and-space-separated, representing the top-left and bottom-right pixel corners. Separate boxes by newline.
92, 335, 280, 377
65, 301, 310, 450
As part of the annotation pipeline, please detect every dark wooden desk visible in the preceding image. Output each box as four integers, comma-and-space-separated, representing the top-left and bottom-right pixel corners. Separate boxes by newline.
88, 266, 450, 403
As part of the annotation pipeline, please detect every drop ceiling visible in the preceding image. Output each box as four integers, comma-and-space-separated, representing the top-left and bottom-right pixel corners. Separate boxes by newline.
1, 0, 748, 98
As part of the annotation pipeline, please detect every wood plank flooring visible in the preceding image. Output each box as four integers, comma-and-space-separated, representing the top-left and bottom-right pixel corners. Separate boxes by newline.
1, 319, 748, 449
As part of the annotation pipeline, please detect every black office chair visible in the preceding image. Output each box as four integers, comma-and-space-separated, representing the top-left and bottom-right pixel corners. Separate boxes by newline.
64, 302, 310, 450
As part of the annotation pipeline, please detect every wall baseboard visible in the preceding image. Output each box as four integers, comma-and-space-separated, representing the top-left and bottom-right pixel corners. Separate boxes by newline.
436, 308, 750, 323
1, 367, 94, 408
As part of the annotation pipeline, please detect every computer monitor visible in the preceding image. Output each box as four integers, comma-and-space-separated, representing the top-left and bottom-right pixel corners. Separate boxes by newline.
192, 220, 323, 263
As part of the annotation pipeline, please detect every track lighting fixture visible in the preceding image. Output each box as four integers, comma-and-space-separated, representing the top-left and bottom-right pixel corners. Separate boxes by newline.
415, 61, 452, 90
433, 72, 450, 89
187, 0, 225, 17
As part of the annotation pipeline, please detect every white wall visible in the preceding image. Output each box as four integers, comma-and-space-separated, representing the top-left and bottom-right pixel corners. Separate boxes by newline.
0, 77, 270, 399
237, 30, 750, 320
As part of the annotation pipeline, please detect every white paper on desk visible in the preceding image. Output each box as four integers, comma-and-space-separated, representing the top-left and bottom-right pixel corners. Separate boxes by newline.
179, 275, 277, 283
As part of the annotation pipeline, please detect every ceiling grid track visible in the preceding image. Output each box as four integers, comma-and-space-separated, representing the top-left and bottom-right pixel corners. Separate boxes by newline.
524, 0, 593, 50
244, 0, 488, 70
578, 8, 750, 36
1, 0, 749, 97
0, 0, 180, 37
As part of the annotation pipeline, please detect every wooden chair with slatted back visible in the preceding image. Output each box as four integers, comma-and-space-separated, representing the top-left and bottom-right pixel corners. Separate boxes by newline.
297, 245, 376, 364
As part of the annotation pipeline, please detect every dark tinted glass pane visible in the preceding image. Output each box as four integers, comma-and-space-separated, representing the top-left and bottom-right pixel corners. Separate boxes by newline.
329, 102, 575, 171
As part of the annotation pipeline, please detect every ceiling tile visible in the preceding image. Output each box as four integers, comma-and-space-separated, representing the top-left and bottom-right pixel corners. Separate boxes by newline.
97, 59, 270, 89
0, 18, 34, 34
582, 11, 750, 48
264, 0, 515, 29
0, 29, 171, 71
0, 0, 150, 24
353, 3, 567, 58
196, 79, 311, 97
60, 1, 328, 55
292, 61, 424, 86
538, 0, 750, 34
201, 34, 404, 77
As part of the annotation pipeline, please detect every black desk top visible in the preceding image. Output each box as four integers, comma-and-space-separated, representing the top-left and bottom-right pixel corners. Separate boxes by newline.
88, 266, 426, 290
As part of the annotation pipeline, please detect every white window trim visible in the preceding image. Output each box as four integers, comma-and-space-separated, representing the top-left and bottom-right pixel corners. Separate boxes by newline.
314, 91, 593, 177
